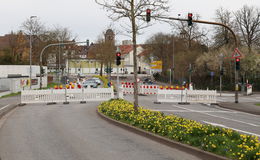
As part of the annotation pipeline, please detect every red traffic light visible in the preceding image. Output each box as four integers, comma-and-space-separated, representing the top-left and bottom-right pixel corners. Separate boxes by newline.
116, 52, 121, 57
188, 13, 193, 18
236, 58, 240, 62
146, 9, 151, 14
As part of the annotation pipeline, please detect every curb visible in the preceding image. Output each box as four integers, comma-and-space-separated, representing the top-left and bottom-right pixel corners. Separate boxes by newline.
96, 109, 228, 160
0, 103, 21, 119
217, 103, 260, 115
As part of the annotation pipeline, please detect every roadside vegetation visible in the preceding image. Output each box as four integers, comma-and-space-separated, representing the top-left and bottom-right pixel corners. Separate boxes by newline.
98, 99, 260, 160
0, 92, 21, 98
255, 103, 260, 107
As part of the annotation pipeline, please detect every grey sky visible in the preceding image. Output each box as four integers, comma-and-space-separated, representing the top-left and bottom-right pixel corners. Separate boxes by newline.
0, 0, 259, 44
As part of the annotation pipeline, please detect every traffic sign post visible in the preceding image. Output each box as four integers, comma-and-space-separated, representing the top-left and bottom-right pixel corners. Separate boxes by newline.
232, 48, 242, 103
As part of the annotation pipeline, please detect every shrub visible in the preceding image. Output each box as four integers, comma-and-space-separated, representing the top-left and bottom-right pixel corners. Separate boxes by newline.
98, 99, 260, 160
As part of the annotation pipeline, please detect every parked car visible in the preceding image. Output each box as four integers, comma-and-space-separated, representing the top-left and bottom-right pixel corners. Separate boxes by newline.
83, 79, 98, 88
92, 77, 102, 85
143, 78, 153, 85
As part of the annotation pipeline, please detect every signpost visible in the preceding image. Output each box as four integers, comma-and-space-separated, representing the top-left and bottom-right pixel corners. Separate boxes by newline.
232, 48, 242, 103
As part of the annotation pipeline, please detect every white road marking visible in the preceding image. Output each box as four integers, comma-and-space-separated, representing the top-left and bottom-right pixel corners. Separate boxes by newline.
153, 109, 237, 113
240, 97, 260, 102
203, 121, 260, 137
0, 105, 10, 111
214, 105, 260, 118
172, 104, 260, 127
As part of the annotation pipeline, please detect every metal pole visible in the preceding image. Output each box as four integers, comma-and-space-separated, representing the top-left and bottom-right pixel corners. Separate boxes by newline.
29, 30, 32, 89
189, 63, 191, 85
153, 15, 239, 103
117, 65, 119, 98
235, 66, 239, 103
29, 16, 36, 90
40, 41, 87, 89
172, 38, 174, 85
169, 69, 171, 85
219, 53, 223, 97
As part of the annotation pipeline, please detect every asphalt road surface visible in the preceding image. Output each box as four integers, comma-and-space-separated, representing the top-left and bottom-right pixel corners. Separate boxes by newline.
0, 102, 200, 160
0, 95, 20, 110
125, 95, 260, 138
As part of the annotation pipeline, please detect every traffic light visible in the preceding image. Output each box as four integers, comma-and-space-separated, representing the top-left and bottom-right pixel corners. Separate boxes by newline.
220, 69, 224, 75
116, 52, 121, 66
235, 58, 240, 70
40, 68, 45, 75
146, 9, 151, 22
188, 13, 193, 26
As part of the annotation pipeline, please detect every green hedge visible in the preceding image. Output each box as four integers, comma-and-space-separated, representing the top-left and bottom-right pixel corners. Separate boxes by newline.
98, 99, 260, 160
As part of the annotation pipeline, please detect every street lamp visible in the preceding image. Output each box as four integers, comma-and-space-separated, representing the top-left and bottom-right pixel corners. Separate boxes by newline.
29, 16, 37, 89
219, 53, 224, 96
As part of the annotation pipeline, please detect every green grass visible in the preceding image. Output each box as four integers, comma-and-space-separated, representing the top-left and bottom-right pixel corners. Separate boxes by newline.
255, 103, 260, 106
40, 83, 59, 90
0, 92, 21, 98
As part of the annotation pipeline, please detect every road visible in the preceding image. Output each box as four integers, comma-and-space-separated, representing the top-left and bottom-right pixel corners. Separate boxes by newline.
125, 95, 260, 137
0, 95, 20, 109
217, 93, 260, 103
0, 102, 200, 160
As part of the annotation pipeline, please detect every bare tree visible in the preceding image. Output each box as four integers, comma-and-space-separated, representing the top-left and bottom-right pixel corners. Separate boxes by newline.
95, 0, 170, 110
21, 17, 45, 65
213, 7, 236, 48
173, 15, 208, 49
234, 5, 260, 53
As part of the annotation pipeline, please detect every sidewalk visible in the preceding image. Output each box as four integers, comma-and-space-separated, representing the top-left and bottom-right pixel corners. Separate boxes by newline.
218, 102, 260, 115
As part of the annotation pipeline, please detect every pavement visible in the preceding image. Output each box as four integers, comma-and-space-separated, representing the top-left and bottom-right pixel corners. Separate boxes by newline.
0, 95, 21, 119
218, 102, 260, 115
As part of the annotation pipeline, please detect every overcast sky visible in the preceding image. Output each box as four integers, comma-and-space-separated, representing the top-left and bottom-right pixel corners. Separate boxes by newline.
0, 0, 259, 44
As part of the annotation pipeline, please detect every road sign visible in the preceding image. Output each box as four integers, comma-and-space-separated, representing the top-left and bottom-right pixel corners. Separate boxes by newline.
150, 61, 162, 69
232, 48, 242, 58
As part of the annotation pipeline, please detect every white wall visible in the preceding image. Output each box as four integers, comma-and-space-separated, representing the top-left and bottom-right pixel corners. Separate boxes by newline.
0, 65, 47, 78
0, 65, 48, 93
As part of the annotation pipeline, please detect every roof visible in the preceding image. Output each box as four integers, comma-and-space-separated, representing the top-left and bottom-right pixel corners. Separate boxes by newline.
119, 45, 133, 56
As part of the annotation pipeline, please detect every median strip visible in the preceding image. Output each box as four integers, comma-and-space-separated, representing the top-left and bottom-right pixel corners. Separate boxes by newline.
97, 99, 260, 160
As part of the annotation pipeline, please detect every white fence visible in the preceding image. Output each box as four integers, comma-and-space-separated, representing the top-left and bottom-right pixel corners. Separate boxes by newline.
156, 89, 217, 104
21, 88, 114, 104
122, 84, 159, 95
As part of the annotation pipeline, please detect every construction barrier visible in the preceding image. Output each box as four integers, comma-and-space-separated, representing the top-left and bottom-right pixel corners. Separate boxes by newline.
21, 88, 114, 104
156, 89, 216, 104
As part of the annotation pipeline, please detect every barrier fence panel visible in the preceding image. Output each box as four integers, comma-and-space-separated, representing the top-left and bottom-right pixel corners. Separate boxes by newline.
156, 90, 184, 103
21, 88, 114, 104
156, 89, 217, 104
186, 90, 217, 104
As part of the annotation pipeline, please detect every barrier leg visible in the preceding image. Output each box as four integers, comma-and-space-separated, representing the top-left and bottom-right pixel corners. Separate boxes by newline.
63, 87, 69, 104
80, 87, 86, 103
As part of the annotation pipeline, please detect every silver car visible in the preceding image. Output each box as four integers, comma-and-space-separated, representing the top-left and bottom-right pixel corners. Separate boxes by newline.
83, 79, 98, 88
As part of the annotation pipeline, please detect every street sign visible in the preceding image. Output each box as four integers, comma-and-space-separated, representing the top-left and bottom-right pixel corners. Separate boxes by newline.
232, 48, 242, 58
150, 61, 162, 69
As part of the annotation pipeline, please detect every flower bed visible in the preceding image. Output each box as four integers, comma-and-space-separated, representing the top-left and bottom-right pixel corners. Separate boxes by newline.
98, 99, 260, 160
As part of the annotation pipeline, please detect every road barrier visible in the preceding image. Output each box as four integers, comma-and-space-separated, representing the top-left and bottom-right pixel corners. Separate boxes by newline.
156, 89, 217, 104
121, 82, 187, 95
21, 88, 114, 104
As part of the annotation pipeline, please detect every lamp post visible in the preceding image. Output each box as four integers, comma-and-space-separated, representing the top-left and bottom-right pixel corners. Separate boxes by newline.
29, 16, 37, 89
219, 53, 224, 96
40, 41, 87, 89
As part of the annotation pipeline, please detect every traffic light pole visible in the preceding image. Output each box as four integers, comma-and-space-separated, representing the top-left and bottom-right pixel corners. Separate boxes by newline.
39, 41, 87, 89
152, 15, 239, 103
117, 65, 119, 99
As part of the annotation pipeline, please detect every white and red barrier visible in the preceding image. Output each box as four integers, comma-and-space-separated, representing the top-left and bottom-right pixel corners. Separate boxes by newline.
121, 82, 188, 95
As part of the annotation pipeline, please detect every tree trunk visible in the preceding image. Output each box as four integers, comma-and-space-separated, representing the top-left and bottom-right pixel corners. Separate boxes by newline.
131, 0, 138, 111
100, 61, 103, 76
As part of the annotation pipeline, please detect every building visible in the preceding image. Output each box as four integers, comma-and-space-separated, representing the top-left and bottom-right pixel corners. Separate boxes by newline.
0, 65, 48, 93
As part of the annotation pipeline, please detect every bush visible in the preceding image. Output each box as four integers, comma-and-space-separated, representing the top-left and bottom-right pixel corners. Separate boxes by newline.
98, 99, 260, 160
